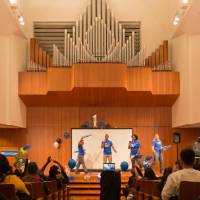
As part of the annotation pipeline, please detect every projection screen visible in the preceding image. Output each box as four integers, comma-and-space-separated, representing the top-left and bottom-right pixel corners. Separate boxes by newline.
72, 128, 133, 169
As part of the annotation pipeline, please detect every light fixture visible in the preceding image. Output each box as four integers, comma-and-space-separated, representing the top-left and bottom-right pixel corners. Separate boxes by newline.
18, 16, 24, 23
20, 21, 25, 26
180, 0, 189, 8
9, 0, 17, 7
174, 16, 180, 22
173, 21, 179, 26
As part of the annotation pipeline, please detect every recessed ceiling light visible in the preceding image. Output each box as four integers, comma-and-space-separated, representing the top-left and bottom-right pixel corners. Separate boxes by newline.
9, 0, 17, 6
174, 16, 180, 21
20, 21, 25, 26
173, 21, 179, 26
18, 16, 24, 23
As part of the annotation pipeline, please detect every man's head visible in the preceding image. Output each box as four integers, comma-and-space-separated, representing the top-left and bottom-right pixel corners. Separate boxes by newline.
180, 148, 195, 167
197, 137, 200, 143
105, 134, 109, 140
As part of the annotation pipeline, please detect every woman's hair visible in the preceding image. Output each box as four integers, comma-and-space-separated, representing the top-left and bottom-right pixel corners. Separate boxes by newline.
27, 162, 38, 175
0, 155, 12, 182
49, 165, 59, 177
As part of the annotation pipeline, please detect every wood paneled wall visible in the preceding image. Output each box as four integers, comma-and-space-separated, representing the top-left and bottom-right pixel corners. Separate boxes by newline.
0, 107, 199, 173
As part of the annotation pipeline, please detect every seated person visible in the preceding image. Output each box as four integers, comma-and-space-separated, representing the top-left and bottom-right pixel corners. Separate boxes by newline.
173, 160, 182, 172
48, 161, 69, 189
193, 137, 200, 157
0, 154, 30, 195
143, 167, 158, 180
22, 162, 41, 182
159, 167, 173, 192
41, 157, 69, 189
162, 148, 200, 200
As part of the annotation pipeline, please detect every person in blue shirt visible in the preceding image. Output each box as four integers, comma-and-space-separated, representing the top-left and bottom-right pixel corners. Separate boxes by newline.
101, 134, 117, 163
152, 133, 164, 173
75, 138, 88, 174
128, 134, 143, 169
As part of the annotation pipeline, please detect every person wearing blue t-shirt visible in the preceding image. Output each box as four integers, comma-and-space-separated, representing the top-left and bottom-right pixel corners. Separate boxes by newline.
75, 138, 88, 174
152, 133, 164, 173
128, 134, 143, 169
101, 134, 117, 163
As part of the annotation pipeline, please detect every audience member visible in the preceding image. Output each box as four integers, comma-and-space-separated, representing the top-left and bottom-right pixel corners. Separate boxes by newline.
41, 157, 69, 189
48, 160, 69, 189
193, 137, 200, 157
162, 148, 200, 200
143, 167, 157, 180
173, 160, 182, 172
0, 154, 30, 195
123, 169, 137, 198
22, 162, 41, 182
159, 167, 173, 192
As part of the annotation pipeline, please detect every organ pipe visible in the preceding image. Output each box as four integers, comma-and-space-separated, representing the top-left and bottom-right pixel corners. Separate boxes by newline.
52, 0, 144, 67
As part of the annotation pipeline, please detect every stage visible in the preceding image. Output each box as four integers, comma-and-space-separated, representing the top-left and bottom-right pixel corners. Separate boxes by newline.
67, 171, 131, 200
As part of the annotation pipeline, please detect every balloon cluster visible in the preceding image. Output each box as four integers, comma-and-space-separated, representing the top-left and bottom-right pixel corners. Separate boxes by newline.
53, 137, 62, 149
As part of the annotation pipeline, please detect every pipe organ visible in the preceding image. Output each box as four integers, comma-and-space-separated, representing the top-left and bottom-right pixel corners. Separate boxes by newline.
53, 0, 144, 67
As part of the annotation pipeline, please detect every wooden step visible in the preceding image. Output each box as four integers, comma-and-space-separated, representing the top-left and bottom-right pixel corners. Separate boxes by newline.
69, 189, 100, 195
69, 183, 126, 189
69, 196, 126, 200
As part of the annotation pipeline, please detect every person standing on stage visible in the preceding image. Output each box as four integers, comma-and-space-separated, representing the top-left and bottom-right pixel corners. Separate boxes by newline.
128, 134, 143, 169
152, 133, 164, 173
75, 138, 88, 174
101, 134, 117, 163
128, 134, 142, 168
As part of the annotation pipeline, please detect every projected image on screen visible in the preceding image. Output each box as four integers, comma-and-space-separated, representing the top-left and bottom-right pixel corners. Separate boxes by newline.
72, 128, 132, 169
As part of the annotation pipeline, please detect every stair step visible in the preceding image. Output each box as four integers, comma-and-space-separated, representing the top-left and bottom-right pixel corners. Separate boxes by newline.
69, 183, 126, 189
69, 189, 100, 195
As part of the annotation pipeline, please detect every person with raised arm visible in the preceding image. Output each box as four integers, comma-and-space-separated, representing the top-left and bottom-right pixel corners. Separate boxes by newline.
75, 138, 88, 174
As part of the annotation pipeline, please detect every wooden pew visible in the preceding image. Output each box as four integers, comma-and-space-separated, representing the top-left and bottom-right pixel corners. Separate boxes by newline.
44, 181, 58, 200
135, 180, 161, 200
0, 184, 16, 199
179, 181, 200, 200
25, 182, 46, 200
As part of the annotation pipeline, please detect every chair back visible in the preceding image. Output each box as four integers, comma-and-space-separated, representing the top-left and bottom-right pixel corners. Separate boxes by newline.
0, 184, 15, 199
179, 181, 200, 200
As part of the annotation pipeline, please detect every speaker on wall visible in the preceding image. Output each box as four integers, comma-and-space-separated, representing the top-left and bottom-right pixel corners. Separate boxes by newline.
173, 132, 181, 144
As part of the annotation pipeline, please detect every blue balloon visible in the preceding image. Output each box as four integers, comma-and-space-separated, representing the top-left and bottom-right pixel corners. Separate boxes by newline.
120, 161, 129, 171
68, 159, 76, 170
64, 131, 70, 138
